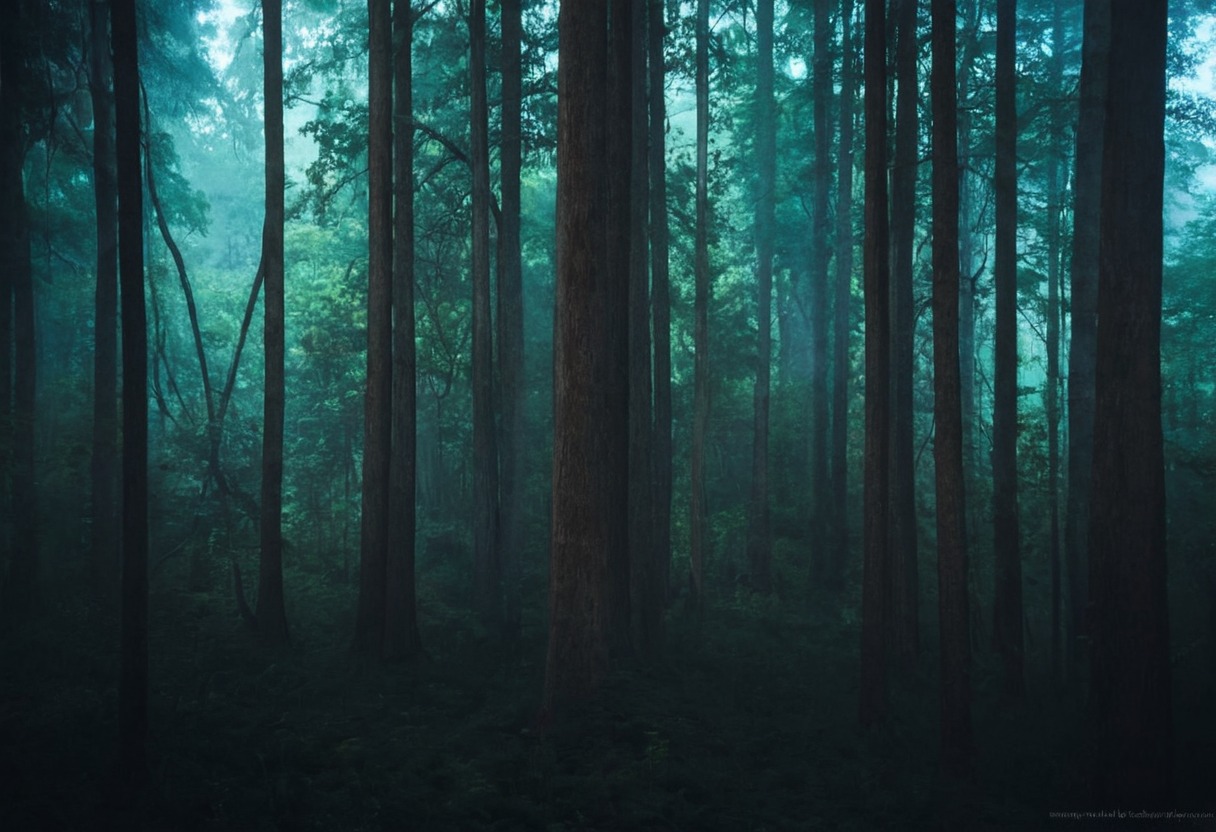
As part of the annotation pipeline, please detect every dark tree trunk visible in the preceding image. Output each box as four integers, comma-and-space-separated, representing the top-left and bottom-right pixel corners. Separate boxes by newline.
257, 0, 289, 645
747, 0, 775, 594
470, 0, 501, 628
889, 0, 918, 668
690, 0, 710, 612
649, 0, 673, 605
386, 0, 421, 660
1088, 0, 1171, 807
1067, 0, 1108, 687
498, 0, 525, 643
931, 0, 973, 778
545, 0, 612, 712
830, 0, 855, 597
113, 0, 148, 779
354, 0, 394, 657
859, 0, 890, 729
89, 0, 120, 597
991, 0, 1021, 699
628, 0, 659, 654
810, 0, 833, 590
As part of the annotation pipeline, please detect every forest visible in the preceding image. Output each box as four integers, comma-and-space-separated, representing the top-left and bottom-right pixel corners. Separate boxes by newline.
1, 0, 1215, 828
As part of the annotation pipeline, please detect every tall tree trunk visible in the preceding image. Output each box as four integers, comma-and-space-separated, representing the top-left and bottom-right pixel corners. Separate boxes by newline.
257, 0, 289, 645
931, 0, 973, 778
629, 0, 660, 654
113, 0, 148, 779
1067, 0, 1108, 687
354, 0, 394, 657
690, 0, 710, 613
1088, 0, 1171, 806
991, 0, 1021, 699
89, 0, 120, 598
649, 0, 673, 605
810, 0, 833, 590
386, 0, 422, 660
470, 0, 500, 628
889, 0, 918, 668
859, 0, 890, 729
498, 0, 525, 643
747, 0, 775, 594
831, 0, 855, 598
0, 0, 37, 627
545, 0, 611, 712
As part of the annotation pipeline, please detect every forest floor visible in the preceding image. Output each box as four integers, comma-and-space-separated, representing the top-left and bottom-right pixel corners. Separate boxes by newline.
2, 552, 1214, 831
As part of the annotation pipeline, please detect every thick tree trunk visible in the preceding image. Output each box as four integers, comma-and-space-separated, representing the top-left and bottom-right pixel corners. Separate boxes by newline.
470, 0, 501, 628
1088, 0, 1171, 807
89, 0, 120, 597
649, 0, 673, 605
113, 0, 148, 779
690, 0, 710, 613
354, 0, 394, 657
746, 0, 775, 594
931, 0, 973, 778
889, 0, 918, 668
810, 0, 833, 590
257, 0, 289, 645
1067, 0, 1108, 687
859, 0, 890, 729
498, 0, 525, 644
991, 0, 1021, 699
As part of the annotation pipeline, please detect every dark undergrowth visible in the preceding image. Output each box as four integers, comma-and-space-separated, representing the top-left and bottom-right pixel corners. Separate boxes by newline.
2, 553, 1213, 831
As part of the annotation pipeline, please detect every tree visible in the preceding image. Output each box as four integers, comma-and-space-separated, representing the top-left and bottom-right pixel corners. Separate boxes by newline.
386, 0, 422, 660
746, 0, 775, 594
354, 0, 394, 657
470, 0, 500, 627
257, 0, 290, 645
89, 0, 120, 597
931, 0, 972, 777
1088, 0, 1171, 806
858, 0, 890, 729
113, 0, 149, 779
889, 0, 918, 667
1067, 0, 1108, 685
991, 0, 1021, 699
690, 0, 710, 612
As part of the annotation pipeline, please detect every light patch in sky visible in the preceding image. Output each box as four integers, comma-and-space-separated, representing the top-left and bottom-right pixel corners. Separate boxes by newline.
197, 0, 247, 73
787, 57, 807, 80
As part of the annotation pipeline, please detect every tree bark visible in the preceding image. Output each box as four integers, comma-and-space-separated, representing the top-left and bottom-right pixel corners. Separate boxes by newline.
1088, 0, 1171, 806
747, 0, 775, 594
859, 0, 890, 730
257, 0, 290, 645
89, 0, 120, 598
354, 0, 394, 657
991, 0, 1021, 699
931, 0, 973, 778
690, 0, 710, 613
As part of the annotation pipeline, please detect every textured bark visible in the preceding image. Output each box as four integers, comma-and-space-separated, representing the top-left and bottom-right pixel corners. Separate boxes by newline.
830, 0, 855, 597
931, 0, 973, 778
859, 0, 890, 730
746, 0, 775, 594
89, 0, 120, 596
690, 0, 710, 613
1088, 0, 1171, 806
809, 0, 833, 589
386, 0, 422, 660
470, 0, 501, 628
991, 0, 1021, 699
353, 0, 394, 657
114, 0, 148, 778
888, 0, 918, 668
649, 0, 673, 604
1067, 0, 1107, 685
498, 0, 525, 643
545, 0, 611, 712
257, 0, 289, 646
